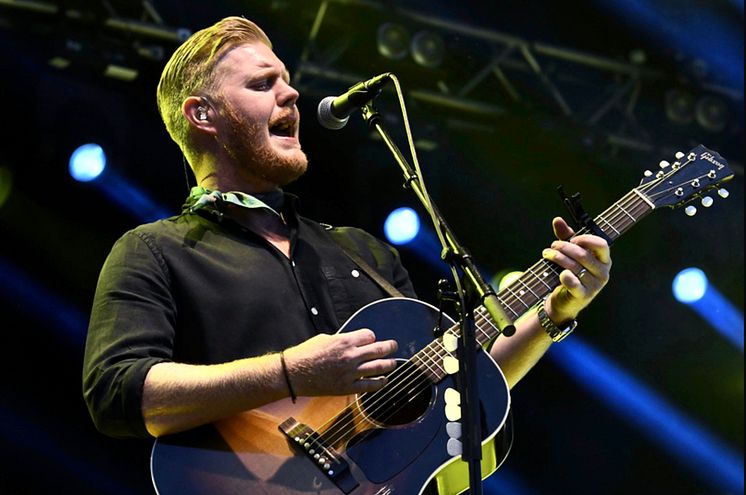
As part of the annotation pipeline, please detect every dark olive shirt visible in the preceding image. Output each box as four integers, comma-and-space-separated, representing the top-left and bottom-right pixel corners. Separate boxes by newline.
82, 193, 415, 439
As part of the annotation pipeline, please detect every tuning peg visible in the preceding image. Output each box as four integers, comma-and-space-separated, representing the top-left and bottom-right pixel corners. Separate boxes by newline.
701, 196, 714, 207
675, 151, 685, 160
685, 205, 697, 216
659, 160, 670, 168
644, 170, 653, 177
718, 188, 730, 198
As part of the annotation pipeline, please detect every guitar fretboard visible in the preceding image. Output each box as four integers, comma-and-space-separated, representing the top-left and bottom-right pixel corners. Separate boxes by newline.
410, 188, 654, 383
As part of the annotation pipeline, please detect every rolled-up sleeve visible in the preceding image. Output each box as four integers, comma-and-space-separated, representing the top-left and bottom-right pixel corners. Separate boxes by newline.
82, 230, 175, 439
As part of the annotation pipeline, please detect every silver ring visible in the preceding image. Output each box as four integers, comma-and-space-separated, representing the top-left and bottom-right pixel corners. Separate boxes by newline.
577, 268, 588, 279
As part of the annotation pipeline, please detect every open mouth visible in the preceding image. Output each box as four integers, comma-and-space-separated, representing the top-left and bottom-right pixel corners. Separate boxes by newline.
269, 119, 296, 137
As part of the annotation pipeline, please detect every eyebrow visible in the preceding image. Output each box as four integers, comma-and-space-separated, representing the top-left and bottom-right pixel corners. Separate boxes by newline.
254, 62, 290, 82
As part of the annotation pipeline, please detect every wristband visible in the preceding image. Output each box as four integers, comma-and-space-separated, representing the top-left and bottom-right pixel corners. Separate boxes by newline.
280, 351, 297, 403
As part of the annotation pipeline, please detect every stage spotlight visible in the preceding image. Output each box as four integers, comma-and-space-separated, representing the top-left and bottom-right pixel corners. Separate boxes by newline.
664, 88, 695, 124
673, 267, 707, 303
384, 207, 420, 245
411, 30, 445, 68
383, 207, 448, 274
673, 267, 743, 351
68, 142, 171, 221
695, 95, 729, 133
69, 143, 106, 182
377, 23, 410, 61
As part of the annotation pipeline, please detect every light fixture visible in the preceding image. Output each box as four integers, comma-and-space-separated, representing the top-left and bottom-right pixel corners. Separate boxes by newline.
411, 30, 445, 68
377, 23, 410, 60
695, 94, 729, 133
673, 267, 707, 303
69, 143, 106, 182
672, 267, 743, 351
384, 207, 420, 245
664, 88, 695, 124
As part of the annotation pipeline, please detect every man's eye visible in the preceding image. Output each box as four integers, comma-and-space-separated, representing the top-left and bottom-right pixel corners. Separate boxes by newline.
252, 80, 272, 91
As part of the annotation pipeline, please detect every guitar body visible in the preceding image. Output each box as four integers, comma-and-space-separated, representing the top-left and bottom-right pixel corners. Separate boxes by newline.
151, 298, 512, 495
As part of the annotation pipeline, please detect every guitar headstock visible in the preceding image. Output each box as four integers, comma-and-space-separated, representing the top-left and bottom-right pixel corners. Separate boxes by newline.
638, 144, 734, 214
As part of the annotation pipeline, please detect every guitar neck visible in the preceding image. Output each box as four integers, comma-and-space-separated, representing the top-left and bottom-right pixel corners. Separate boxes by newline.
483, 187, 655, 338
412, 188, 654, 382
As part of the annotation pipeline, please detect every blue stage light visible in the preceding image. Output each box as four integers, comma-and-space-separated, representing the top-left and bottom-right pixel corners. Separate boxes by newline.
672, 267, 708, 303
673, 267, 743, 351
69, 143, 106, 182
69, 143, 171, 222
384, 207, 421, 245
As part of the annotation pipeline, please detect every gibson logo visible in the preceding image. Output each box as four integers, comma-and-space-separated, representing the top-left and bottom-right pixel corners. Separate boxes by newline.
700, 152, 725, 170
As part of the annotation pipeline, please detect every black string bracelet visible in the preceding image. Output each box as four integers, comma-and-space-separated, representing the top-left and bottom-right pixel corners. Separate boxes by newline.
280, 351, 297, 403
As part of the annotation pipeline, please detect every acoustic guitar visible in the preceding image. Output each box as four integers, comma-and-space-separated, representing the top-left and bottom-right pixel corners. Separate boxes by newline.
151, 144, 733, 495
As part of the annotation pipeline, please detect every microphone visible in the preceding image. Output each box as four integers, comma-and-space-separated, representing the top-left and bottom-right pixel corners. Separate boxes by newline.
317, 72, 392, 130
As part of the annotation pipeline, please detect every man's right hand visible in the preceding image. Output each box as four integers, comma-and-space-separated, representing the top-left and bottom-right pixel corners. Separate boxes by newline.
283, 329, 398, 396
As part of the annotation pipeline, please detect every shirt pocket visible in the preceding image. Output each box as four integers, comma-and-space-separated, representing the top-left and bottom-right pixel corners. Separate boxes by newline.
321, 262, 388, 326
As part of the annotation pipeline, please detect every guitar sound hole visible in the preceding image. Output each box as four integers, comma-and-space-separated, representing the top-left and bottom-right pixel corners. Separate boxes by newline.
358, 360, 433, 427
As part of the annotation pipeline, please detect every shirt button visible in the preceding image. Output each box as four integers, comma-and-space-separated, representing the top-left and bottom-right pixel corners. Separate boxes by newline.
310, 307, 319, 316
351, 269, 360, 278
291, 260, 296, 267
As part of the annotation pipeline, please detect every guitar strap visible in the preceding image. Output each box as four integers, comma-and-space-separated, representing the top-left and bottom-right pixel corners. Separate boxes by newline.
323, 225, 406, 298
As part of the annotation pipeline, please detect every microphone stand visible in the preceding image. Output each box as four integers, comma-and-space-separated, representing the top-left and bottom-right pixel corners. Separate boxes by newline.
361, 103, 515, 495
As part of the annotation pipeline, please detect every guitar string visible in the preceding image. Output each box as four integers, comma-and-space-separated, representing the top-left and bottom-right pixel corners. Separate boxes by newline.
498, 186, 655, 314
298, 159, 703, 461
494, 188, 647, 315
493, 154, 707, 316
314, 330, 458, 451
497, 159, 702, 314
310, 187, 649, 453
450, 156, 702, 327
319, 182, 660, 446
316, 306, 511, 453
315, 237, 587, 451
305, 330, 453, 456
311, 197, 650, 459
312, 309, 490, 452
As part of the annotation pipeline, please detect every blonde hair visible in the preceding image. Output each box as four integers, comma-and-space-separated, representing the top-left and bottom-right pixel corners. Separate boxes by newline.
156, 16, 272, 157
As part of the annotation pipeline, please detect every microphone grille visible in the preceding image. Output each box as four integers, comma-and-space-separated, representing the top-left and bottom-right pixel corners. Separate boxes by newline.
317, 96, 349, 130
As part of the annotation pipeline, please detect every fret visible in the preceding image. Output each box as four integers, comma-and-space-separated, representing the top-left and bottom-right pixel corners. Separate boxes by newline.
501, 285, 531, 310
616, 203, 637, 222
596, 214, 620, 236
515, 277, 539, 299
411, 346, 444, 381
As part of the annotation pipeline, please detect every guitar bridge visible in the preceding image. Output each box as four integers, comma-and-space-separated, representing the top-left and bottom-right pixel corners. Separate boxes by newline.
279, 417, 359, 494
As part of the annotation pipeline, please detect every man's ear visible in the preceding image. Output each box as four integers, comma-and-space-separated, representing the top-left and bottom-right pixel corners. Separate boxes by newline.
183, 96, 215, 132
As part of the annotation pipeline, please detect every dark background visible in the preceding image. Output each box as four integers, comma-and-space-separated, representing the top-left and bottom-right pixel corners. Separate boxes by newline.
0, 1, 742, 494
